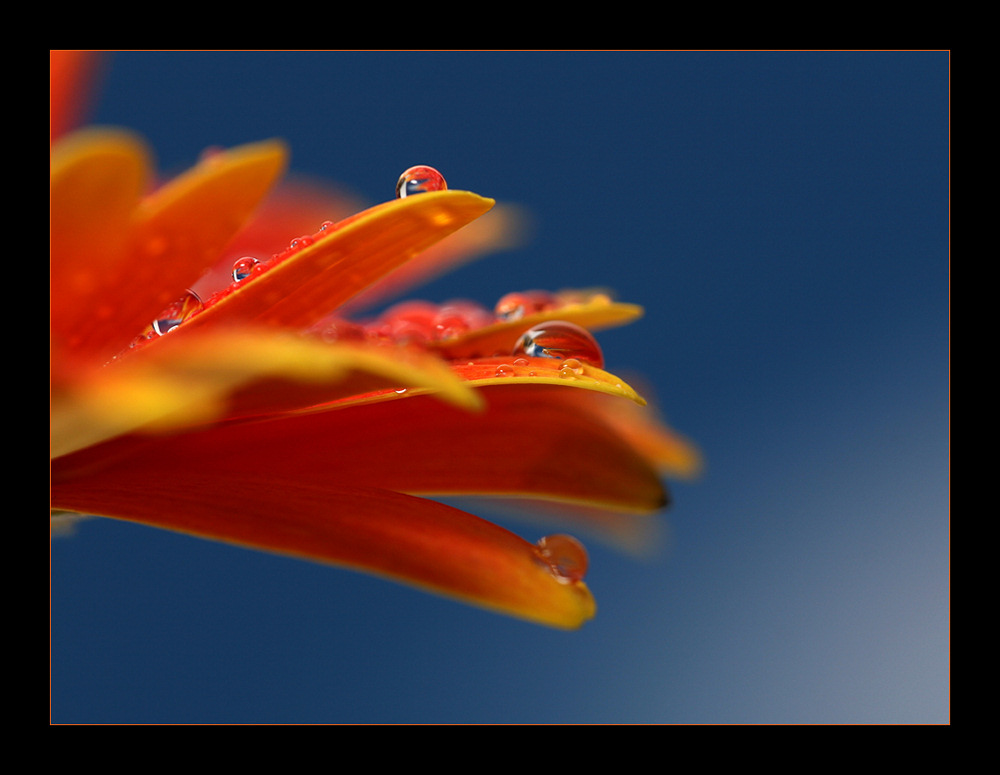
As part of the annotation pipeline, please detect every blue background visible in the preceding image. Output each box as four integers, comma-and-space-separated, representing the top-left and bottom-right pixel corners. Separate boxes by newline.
51, 51, 949, 723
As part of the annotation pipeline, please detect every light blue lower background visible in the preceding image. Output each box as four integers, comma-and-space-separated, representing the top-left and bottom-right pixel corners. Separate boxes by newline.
51, 51, 949, 723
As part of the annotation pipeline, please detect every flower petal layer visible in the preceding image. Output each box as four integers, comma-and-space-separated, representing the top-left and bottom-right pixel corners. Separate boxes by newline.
51, 328, 481, 459
180, 190, 496, 334
51, 132, 288, 366
55, 385, 667, 513
49, 475, 596, 630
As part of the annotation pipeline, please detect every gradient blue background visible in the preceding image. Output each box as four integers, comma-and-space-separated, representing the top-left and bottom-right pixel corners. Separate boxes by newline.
51, 51, 949, 724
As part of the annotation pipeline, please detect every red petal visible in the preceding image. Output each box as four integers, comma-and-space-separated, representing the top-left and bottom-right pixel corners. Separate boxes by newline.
50, 475, 596, 629
55, 385, 667, 513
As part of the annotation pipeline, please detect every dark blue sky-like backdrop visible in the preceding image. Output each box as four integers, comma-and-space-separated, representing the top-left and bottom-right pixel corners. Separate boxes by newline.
51, 51, 949, 723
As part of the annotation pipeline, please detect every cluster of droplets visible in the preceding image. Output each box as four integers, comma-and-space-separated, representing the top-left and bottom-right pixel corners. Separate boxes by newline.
127, 163, 606, 381
533, 534, 589, 584
131, 164, 443, 345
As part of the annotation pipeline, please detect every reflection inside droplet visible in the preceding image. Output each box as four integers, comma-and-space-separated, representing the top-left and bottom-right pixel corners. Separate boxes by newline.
232, 256, 261, 282
534, 534, 589, 584
149, 290, 203, 336
512, 320, 604, 368
395, 165, 447, 199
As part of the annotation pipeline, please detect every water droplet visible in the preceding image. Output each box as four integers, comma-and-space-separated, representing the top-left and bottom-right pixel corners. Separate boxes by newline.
150, 290, 203, 336
318, 220, 336, 232
494, 363, 515, 377
512, 321, 604, 368
232, 256, 262, 282
396, 165, 447, 199
534, 534, 588, 584
289, 235, 314, 250
494, 290, 557, 322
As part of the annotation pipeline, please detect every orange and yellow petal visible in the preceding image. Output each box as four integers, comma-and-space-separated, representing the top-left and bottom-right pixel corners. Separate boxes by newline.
175, 189, 496, 334
50, 474, 596, 629
54, 384, 666, 514
51, 132, 288, 365
51, 328, 481, 459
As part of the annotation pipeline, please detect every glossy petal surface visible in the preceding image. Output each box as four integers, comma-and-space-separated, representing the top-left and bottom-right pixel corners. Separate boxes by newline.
51, 474, 596, 629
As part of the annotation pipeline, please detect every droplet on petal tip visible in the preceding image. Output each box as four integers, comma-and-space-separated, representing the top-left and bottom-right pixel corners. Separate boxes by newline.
512, 320, 604, 368
534, 534, 589, 584
395, 165, 447, 199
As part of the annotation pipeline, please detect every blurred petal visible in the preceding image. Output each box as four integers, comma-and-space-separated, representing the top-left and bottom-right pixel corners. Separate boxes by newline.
51, 134, 288, 364
55, 385, 667, 513
50, 129, 151, 363
50, 475, 596, 630
50, 50, 105, 143
51, 328, 481, 459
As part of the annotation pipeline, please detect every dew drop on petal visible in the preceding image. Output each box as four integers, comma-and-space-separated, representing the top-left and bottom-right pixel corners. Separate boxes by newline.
396, 165, 447, 199
493, 290, 557, 322
512, 320, 604, 368
232, 256, 262, 282
151, 290, 203, 336
534, 534, 589, 584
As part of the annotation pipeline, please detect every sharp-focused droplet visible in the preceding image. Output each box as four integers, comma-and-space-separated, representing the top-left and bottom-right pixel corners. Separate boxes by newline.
150, 290, 203, 336
232, 256, 262, 282
396, 165, 447, 199
512, 320, 604, 368
534, 534, 589, 584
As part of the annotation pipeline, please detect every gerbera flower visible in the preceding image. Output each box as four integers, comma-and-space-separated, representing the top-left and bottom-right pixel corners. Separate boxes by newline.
50, 53, 699, 629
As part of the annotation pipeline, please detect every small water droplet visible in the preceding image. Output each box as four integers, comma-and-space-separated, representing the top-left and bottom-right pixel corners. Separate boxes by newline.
318, 220, 336, 232
289, 235, 314, 250
232, 256, 262, 282
534, 534, 588, 584
494, 363, 515, 377
150, 290, 203, 336
494, 290, 557, 322
512, 321, 604, 368
396, 165, 447, 199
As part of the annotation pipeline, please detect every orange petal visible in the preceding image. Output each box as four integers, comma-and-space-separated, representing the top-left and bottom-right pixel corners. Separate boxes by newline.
431, 295, 644, 361
51, 134, 288, 364
51, 328, 481, 459
50, 129, 151, 362
50, 475, 596, 629
339, 203, 528, 315
55, 385, 667, 513
50, 50, 104, 143
178, 190, 495, 333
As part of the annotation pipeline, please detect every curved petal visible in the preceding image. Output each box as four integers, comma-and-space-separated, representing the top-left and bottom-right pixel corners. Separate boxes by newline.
50, 475, 596, 630
50, 128, 151, 364
51, 328, 481, 459
54, 385, 667, 513
51, 134, 288, 364
176, 190, 496, 334
432, 295, 644, 362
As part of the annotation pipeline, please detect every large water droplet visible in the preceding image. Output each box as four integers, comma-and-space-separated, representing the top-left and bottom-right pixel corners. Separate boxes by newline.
534, 534, 589, 584
512, 320, 604, 368
232, 256, 262, 282
396, 165, 447, 199
150, 290, 203, 336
